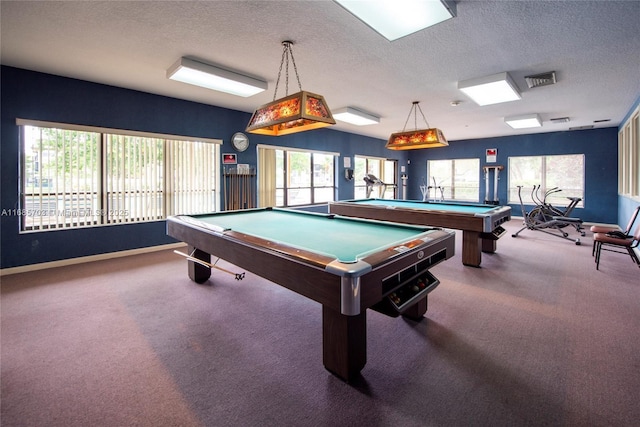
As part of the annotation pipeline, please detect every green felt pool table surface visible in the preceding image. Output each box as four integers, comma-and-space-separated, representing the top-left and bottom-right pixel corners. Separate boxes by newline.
329, 198, 512, 268
185, 209, 435, 263
166, 207, 456, 381
346, 199, 503, 215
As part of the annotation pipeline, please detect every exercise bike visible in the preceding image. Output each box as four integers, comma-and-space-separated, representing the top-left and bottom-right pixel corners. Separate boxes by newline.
512, 185, 585, 245
419, 177, 444, 202
529, 185, 585, 235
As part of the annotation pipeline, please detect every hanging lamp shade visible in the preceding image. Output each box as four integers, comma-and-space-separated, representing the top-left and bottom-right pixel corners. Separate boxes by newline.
246, 90, 334, 136
386, 101, 448, 150
246, 41, 335, 136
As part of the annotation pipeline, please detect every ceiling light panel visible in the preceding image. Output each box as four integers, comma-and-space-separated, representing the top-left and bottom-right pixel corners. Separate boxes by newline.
333, 107, 380, 126
335, 0, 456, 41
458, 72, 521, 106
505, 114, 542, 129
167, 57, 267, 97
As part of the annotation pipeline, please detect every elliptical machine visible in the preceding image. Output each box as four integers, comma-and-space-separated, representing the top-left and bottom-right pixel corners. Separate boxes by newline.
512, 185, 585, 245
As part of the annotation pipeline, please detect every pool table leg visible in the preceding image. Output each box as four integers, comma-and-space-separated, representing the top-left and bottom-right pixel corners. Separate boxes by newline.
187, 246, 211, 284
462, 230, 482, 267
402, 295, 428, 320
322, 306, 366, 381
481, 238, 498, 253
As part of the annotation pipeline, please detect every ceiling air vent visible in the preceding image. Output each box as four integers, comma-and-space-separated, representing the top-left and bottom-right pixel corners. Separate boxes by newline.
524, 71, 556, 89
550, 117, 570, 124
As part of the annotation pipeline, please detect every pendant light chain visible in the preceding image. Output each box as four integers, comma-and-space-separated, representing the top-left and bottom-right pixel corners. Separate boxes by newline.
402, 101, 431, 131
287, 42, 303, 92
272, 41, 303, 101
417, 102, 431, 128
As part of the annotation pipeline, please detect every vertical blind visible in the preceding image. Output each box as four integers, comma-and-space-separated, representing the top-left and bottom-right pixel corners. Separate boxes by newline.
166, 139, 217, 215
19, 121, 219, 231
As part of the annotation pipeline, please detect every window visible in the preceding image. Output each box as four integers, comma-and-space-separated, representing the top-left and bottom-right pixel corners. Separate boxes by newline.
508, 154, 584, 206
427, 158, 480, 202
264, 147, 335, 207
19, 120, 220, 231
619, 107, 639, 197
354, 156, 398, 199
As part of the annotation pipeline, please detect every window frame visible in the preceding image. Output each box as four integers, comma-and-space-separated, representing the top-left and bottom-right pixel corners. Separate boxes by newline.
17, 119, 221, 232
426, 158, 480, 202
619, 106, 640, 199
507, 154, 585, 207
354, 155, 398, 199
267, 146, 337, 207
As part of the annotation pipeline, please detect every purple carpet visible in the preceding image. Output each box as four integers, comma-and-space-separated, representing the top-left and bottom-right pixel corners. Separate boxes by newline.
2, 220, 639, 426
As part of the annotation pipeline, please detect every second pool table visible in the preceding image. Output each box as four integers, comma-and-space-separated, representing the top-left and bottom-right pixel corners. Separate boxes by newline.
329, 198, 511, 267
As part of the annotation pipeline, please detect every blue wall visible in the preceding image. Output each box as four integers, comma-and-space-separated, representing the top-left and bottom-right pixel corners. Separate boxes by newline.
0, 66, 405, 268
407, 129, 619, 224
0, 66, 622, 269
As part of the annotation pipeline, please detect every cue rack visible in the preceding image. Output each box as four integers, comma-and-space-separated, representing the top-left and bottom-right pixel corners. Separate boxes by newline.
223, 165, 256, 210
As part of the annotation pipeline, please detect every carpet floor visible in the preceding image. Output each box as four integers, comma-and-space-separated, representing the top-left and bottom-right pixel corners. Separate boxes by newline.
1, 220, 639, 426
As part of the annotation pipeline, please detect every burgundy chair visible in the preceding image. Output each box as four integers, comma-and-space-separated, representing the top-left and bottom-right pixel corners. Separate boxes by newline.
593, 222, 640, 270
590, 206, 640, 256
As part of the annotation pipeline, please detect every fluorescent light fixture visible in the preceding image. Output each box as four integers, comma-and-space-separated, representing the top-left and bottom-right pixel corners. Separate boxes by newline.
335, 0, 456, 41
167, 57, 267, 97
333, 107, 380, 126
458, 72, 521, 106
505, 113, 542, 129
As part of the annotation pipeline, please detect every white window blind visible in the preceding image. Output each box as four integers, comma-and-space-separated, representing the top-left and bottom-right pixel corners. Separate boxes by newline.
22, 126, 101, 230
166, 139, 217, 215
19, 121, 219, 231
105, 134, 164, 223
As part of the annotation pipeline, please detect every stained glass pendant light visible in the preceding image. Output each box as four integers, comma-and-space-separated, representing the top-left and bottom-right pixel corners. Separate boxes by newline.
386, 101, 448, 150
246, 41, 335, 136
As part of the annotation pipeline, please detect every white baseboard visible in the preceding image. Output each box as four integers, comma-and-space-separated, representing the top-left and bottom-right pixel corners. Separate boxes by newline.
0, 242, 186, 277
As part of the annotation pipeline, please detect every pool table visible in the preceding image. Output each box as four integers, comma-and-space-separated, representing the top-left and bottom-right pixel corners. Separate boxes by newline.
167, 208, 455, 381
329, 199, 511, 268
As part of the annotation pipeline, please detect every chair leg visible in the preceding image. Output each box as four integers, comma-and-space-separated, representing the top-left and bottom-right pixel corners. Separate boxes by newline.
595, 241, 602, 270
592, 240, 596, 257
627, 247, 640, 266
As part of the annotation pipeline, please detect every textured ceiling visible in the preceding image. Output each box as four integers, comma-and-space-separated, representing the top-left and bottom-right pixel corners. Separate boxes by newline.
1, 0, 639, 142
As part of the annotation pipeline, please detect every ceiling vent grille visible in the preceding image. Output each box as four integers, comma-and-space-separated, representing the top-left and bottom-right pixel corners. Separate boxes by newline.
525, 71, 556, 89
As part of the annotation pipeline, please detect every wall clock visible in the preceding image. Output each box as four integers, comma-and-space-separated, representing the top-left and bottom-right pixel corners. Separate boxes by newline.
231, 132, 249, 152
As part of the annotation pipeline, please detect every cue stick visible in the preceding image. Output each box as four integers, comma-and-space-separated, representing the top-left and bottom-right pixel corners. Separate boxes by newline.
236, 172, 240, 210
244, 173, 248, 209
229, 168, 233, 210
234, 171, 238, 210
223, 167, 227, 210
173, 250, 245, 280
239, 173, 243, 209
230, 170, 235, 210
241, 173, 245, 209
229, 171, 233, 210
229, 170, 233, 210
238, 172, 241, 209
